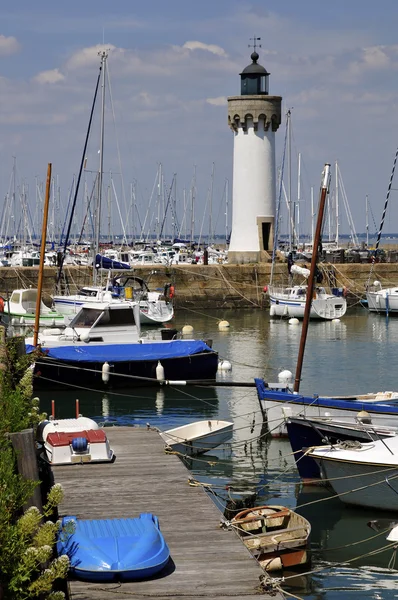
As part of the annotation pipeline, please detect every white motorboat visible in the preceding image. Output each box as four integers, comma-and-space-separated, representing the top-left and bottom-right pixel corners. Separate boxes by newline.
366, 281, 398, 314
37, 417, 114, 465
2, 288, 66, 327
159, 419, 233, 456
52, 276, 174, 326
25, 301, 142, 347
24, 301, 218, 390
308, 436, 398, 511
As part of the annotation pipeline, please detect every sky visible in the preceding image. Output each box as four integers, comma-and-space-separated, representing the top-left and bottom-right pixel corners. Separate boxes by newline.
1, 0, 398, 242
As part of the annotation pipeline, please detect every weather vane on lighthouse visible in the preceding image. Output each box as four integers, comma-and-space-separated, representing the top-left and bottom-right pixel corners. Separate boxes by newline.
248, 36, 261, 52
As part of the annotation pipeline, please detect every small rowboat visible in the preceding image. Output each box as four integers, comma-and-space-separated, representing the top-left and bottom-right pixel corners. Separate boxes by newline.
159, 419, 233, 456
230, 505, 311, 572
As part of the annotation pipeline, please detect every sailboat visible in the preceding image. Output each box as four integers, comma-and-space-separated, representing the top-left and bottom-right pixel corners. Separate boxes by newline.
268, 262, 347, 320
51, 52, 174, 326
365, 147, 398, 315
267, 114, 347, 320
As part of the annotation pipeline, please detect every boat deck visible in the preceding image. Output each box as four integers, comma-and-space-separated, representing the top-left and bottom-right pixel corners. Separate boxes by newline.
53, 426, 284, 599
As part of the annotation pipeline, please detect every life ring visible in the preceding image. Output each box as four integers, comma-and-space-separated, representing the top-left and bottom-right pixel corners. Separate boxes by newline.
169, 285, 175, 300
0, 297, 4, 312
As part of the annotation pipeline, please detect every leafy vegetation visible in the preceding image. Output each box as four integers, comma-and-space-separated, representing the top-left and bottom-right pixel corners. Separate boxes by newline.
0, 341, 70, 599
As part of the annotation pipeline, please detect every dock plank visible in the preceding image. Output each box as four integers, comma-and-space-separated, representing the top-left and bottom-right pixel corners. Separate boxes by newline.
53, 426, 284, 600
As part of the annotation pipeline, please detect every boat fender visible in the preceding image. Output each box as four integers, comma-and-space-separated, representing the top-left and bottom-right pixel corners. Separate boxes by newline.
0, 297, 4, 312
263, 286, 268, 293
156, 361, 165, 381
342, 286, 348, 297
71, 437, 88, 453
218, 359, 232, 372
357, 410, 372, 424
169, 285, 175, 299
102, 361, 110, 384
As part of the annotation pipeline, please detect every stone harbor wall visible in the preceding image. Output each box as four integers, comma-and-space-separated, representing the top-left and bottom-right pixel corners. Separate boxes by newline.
0, 262, 397, 309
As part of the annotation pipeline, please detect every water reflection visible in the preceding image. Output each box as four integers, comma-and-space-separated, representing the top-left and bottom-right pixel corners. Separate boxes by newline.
37, 385, 219, 428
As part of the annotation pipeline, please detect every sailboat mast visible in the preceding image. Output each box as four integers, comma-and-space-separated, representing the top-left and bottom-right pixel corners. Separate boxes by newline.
287, 111, 292, 251
33, 163, 52, 347
209, 162, 215, 245
366, 194, 369, 247
225, 178, 229, 246
297, 152, 301, 248
335, 160, 339, 246
94, 50, 107, 284
294, 163, 331, 393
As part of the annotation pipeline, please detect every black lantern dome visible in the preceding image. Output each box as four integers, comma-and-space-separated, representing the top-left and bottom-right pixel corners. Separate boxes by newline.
240, 51, 270, 95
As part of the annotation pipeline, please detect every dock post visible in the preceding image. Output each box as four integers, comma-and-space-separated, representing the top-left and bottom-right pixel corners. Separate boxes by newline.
9, 428, 43, 512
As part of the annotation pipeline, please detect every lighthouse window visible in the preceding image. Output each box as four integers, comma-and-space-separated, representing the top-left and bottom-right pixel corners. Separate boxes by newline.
260, 76, 266, 93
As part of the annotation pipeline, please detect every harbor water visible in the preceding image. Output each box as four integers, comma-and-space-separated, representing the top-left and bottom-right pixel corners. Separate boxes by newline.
37, 306, 398, 599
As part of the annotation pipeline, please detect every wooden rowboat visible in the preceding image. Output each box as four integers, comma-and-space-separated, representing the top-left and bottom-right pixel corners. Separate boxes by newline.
231, 505, 311, 572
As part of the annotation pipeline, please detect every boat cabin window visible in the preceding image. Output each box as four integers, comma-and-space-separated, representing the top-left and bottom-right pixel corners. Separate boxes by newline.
77, 288, 98, 297
70, 308, 103, 328
96, 307, 136, 327
11, 291, 21, 303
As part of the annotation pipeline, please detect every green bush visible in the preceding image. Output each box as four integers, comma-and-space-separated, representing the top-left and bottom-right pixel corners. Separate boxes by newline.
0, 347, 69, 599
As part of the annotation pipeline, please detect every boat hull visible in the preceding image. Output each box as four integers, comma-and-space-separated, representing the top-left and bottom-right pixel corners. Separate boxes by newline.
255, 379, 398, 437
312, 456, 398, 511
366, 290, 398, 313
159, 420, 233, 455
286, 418, 395, 482
32, 347, 218, 390
268, 287, 346, 320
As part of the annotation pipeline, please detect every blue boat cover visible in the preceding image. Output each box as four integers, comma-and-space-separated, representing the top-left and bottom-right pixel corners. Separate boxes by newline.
57, 514, 170, 582
26, 340, 213, 363
95, 253, 131, 270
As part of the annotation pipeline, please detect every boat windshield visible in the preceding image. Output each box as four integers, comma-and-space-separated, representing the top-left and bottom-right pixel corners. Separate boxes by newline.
70, 308, 103, 328
77, 288, 99, 297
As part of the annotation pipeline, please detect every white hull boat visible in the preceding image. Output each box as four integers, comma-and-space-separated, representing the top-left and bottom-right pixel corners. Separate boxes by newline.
366, 284, 398, 314
37, 417, 114, 465
255, 378, 398, 438
2, 288, 66, 327
268, 284, 347, 320
308, 436, 398, 511
53, 282, 174, 326
159, 419, 233, 456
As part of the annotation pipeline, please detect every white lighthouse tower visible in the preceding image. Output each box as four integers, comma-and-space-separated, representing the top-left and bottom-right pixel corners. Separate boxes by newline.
227, 42, 282, 263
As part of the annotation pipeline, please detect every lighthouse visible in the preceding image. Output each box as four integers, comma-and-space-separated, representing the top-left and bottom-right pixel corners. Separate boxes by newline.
227, 42, 282, 263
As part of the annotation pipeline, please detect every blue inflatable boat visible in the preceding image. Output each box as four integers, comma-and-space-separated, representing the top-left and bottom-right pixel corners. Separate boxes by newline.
57, 514, 170, 581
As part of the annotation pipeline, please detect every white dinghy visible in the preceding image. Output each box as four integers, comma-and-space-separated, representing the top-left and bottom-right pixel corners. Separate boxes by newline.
159, 419, 233, 456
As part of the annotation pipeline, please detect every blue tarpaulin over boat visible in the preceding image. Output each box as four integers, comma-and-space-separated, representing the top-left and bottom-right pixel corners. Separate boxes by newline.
26, 340, 212, 363
57, 514, 170, 582
95, 253, 131, 270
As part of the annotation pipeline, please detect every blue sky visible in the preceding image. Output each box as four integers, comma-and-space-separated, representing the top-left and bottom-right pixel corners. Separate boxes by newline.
1, 1, 398, 240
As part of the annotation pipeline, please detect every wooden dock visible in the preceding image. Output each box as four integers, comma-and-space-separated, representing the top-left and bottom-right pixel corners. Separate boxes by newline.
53, 426, 285, 600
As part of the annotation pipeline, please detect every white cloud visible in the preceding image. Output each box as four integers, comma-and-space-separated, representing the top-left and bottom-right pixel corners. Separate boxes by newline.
33, 68, 65, 84
183, 41, 227, 57
206, 96, 227, 106
0, 34, 20, 56
66, 44, 119, 70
